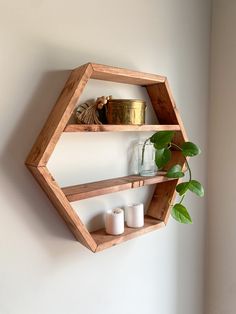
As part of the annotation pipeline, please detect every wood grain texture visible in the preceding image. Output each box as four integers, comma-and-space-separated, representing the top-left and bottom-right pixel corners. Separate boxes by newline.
26, 63, 93, 167
145, 80, 189, 222
92, 216, 165, 252
27, 165, 97, 252
147, 180, 178, 220
64, 124, 181, 132
162, 181, 180, 224
164, 79, 188, 141
62, 173, 176, 202
89, 63, 166, 86
146, 80, 188, 146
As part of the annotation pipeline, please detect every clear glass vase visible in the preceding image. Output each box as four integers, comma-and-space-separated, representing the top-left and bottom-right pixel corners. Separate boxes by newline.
138, 141, 157, 176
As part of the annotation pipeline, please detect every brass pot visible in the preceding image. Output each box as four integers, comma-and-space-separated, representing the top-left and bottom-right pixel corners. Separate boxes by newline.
106, 99, 146, 125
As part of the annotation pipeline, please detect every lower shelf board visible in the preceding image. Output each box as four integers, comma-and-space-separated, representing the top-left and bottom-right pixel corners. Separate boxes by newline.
91, 215, 165, 252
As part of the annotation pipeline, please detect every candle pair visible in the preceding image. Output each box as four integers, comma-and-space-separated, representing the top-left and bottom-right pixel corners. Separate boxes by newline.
105, 203, 144, 235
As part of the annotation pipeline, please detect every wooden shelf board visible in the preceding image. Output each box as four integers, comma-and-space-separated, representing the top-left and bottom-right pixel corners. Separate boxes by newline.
64, 124, 181, 132
62, 173, 176, 202
91, 215, 165, 252
89, 63, 166, 86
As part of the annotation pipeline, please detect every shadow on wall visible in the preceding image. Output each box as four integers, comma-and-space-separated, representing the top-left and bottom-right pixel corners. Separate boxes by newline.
0, 70, 81, 249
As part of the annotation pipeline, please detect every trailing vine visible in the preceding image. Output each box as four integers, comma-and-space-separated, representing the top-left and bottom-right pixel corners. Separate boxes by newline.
142, 131, 204, 223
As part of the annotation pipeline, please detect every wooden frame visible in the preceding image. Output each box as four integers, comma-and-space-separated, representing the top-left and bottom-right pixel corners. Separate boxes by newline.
25, 63, 187, 252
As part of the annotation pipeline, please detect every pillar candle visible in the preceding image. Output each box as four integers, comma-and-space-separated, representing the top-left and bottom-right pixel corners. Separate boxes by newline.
105, 208, 124, 235
126, 203, 144, 228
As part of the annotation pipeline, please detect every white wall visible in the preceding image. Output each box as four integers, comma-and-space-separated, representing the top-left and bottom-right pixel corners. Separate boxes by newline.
206, 1, 236, 313
0, 1, 210, 314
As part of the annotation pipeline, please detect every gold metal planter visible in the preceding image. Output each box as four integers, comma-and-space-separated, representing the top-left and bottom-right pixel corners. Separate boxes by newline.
106, 99, 146, 125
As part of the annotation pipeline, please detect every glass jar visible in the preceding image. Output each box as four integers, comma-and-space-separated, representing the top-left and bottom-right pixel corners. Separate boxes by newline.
138, 141, 157, 176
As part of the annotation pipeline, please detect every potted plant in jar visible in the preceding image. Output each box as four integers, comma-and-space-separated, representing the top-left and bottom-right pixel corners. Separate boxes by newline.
141, 131, 204, 224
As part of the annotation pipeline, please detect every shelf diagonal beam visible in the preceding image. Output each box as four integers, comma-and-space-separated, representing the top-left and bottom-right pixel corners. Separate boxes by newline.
27, 165, 97, 252
26, 63, 93, 167
146, 79, 188, 222
146, 80, 188, 145
147, 180, 178, 221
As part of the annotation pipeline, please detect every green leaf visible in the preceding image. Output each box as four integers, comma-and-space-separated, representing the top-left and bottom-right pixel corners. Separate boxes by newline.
166, 164, 185, 178
171, 203, 193, 224
182, 142, 201, 157
155, 148, 171, 169
176, 182, 190, 195
150, 131, 175, 149
189, 180, 204, 197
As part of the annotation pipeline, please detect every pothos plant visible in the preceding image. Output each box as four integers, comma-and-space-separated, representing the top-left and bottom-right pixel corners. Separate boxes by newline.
142, 131, 204, 224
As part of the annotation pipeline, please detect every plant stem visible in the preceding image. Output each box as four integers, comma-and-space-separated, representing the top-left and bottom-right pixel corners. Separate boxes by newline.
141, 137, 151, 165
169, 142, 191, 206
179, 195, 185, 204
170, 142, 192, 181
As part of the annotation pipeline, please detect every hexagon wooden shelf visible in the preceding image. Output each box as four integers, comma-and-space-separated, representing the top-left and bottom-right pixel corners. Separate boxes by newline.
25, 63, 187, 253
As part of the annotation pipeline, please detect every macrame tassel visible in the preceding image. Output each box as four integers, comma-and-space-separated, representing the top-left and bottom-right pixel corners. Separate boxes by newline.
76, 95, 112, 124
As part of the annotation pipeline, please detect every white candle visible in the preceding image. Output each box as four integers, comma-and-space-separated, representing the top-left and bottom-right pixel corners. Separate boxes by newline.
126, 203, 144, 228
105, 208, 124, 235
